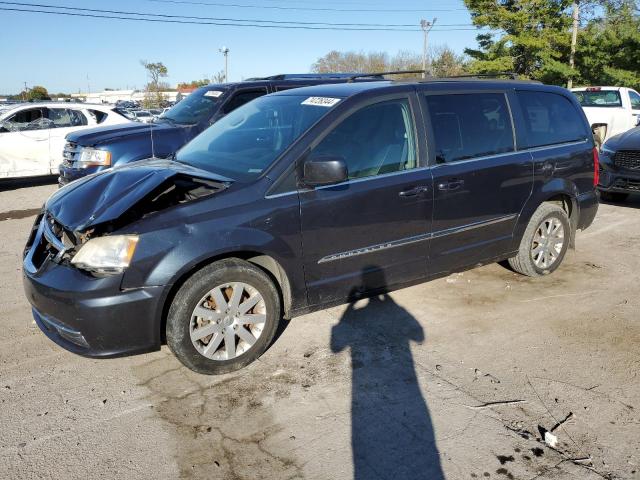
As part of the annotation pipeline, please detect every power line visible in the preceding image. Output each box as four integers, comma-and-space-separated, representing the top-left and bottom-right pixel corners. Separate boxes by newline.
0, 6, 484, 31
0, 2, 476, 27
142, 0, 469, 13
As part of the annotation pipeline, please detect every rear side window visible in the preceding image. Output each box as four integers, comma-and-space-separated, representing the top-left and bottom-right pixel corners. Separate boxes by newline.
630, 90, 640, 109
222, 89, 268, 114
517, 91, 588, 148
89, 109, 108, 124
425, 93, 514, 164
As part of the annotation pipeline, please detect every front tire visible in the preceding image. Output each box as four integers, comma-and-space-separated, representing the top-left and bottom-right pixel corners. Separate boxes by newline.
166, 258, 281, 375
508, 203, 570, 277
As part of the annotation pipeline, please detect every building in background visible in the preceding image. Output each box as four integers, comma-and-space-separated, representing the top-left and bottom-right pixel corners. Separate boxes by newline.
70, 89, 186, 104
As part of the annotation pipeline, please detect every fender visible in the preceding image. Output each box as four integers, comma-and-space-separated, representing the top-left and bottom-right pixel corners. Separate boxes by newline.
511, 177, 579, 251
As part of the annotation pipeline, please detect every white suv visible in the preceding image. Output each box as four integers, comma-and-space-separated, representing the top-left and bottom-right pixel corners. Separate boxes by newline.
0, 102, 131, 179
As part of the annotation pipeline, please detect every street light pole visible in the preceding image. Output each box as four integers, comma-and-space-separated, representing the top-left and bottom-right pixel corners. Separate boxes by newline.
219, 47, 230, 83
420, 18, 437, 78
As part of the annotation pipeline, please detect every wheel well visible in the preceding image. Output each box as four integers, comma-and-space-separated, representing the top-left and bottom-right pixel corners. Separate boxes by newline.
159, 252, 293, 343
544, 194, 577, 248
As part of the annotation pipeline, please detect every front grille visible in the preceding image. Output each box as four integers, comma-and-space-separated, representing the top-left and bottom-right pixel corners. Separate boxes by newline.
25, 213, 75, 271
62, 141, 81, 168
614, 178, 640, 191
613, 150, 640, 171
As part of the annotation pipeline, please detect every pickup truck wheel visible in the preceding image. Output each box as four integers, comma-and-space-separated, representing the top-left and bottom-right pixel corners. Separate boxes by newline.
508, 203, 570, 277
600, 191, 628, 203
166, 258, 281, 375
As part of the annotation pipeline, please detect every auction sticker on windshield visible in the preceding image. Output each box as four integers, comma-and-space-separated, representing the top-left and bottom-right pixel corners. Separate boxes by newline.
204, 91, 224, 98
301, 97, 341, 107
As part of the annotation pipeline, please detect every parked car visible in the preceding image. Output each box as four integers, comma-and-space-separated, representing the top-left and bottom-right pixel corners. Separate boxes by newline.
131, 110, 153, 123
597, 127, 640, 202
58, 73, 383, 186
24, 78, 599, 374
0, 103, 131, 179
571, 86, 640, 147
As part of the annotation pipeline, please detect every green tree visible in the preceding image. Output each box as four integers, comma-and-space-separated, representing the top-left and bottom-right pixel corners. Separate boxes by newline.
463, 0, 574, 83
575, 1, 640, 89
23, 85, 50, 101
140, 60, 169, 108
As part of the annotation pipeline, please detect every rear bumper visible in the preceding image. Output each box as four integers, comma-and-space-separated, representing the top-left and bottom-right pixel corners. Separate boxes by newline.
576, 189, 599, 231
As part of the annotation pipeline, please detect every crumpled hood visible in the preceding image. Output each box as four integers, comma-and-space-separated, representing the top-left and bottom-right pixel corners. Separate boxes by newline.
66, 121, 181, 146
605, 127, 640, 151
46, 158, 232, 231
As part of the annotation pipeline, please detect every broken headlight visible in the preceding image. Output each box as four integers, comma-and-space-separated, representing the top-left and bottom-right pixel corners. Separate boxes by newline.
74, 148, 112, 168
71, 235, 139, 273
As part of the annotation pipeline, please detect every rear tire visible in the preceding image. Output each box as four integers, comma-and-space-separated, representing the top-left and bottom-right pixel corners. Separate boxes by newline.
508, 203, 570, 277
166, 258, 281, 375
600, 191, 629, 203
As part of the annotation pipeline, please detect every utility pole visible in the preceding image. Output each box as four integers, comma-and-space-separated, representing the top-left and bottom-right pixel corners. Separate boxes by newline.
567, 1, 579, 89
420, 18, 437, 78
219, 47, 230, 83
23, 81, 28, 101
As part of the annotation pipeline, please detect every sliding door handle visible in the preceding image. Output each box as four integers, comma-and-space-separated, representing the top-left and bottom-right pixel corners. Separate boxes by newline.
437, 179, 465, 191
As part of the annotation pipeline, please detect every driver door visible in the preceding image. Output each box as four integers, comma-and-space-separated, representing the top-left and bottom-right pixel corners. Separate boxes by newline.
299, 95, 433, 306
0, 107, 50, 178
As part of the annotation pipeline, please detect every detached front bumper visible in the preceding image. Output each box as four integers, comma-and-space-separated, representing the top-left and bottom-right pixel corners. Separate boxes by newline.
22, 215, 164, 358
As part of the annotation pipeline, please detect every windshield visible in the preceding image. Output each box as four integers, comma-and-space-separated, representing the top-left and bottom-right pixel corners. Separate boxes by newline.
176, 94, 340, 181
161, 87, 227, 124
136, 111, 150, 117
573, 90, 622, 107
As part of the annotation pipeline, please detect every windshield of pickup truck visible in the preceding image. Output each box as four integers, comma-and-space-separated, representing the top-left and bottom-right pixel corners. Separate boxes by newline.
161, 87, 227, 124
175, 94, 339, 181
574, 90, 622, 107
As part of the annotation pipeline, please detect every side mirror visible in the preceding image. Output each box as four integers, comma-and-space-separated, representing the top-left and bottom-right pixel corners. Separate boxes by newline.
303, 155, 348, 187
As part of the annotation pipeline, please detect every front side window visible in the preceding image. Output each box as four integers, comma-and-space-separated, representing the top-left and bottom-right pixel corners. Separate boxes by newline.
1, 108, 46, 132
629, 90, 640, 109
425, 93, 514, 164
176, 94, 338, 181
161, 86, 228, 124
222, 89, 268, 114
517, 91, 588, 148
312, 99, 417, 179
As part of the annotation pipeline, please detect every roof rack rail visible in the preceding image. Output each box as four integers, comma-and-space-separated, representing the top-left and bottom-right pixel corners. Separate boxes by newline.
347, 70, 425, 82
246, 73, 385, 81
444, 72, 519, 80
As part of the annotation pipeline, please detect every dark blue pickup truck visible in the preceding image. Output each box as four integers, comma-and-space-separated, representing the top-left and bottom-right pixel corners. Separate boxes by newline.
58, 74, 381, 185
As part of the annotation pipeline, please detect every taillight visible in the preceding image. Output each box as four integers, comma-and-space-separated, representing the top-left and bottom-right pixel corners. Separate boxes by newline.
593, 147, 600, 186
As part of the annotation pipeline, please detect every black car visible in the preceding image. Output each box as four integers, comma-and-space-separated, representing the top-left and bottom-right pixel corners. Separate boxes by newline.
598, 127, 640, 202
24, 78, 599, 374
58, 74, 382, 186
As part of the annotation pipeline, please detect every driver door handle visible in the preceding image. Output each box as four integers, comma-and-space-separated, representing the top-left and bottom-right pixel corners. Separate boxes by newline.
399, 185, 429, 197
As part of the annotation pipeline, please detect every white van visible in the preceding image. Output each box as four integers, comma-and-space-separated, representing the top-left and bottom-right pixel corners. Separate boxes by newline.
0, 103, 131, 179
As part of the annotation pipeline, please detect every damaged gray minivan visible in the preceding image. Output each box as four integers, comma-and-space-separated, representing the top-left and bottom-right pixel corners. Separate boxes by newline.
23, 79, 599, 374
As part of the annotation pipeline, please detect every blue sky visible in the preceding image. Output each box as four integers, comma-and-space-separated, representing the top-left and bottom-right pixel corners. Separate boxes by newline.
0, 0, 482, 94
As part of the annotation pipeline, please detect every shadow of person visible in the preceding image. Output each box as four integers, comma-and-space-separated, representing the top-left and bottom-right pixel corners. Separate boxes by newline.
331, 266, 445, 480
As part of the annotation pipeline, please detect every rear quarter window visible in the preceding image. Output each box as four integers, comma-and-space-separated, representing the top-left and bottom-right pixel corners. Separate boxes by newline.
517, 91, 588, 148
